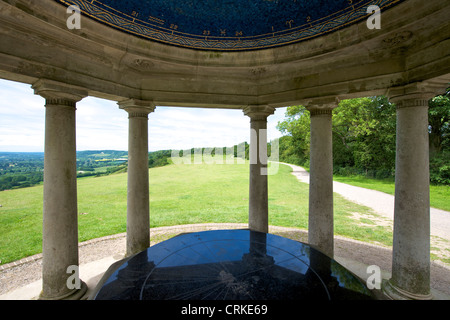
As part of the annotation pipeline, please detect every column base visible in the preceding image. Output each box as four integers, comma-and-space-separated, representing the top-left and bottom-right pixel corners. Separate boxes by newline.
39, 280, 88, 300
382, 279, 433, 300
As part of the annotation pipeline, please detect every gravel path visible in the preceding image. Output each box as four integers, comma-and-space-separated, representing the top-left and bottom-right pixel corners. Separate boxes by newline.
283, 163, 450, 242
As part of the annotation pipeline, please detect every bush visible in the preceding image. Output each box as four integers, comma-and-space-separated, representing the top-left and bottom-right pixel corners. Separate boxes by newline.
375, 169, 394, 180
430, 151, 450, 185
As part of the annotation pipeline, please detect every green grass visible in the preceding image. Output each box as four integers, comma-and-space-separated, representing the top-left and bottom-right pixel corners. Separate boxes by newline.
0, 162, 394, 265
333, 175, 450, 212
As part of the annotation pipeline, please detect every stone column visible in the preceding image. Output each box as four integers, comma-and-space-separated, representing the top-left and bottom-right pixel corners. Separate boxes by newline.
32, 79, 88, 300
383, 83, 438, 300
306, 98, 338, 258
243, 105, 275, 233
119, 99, 155, 257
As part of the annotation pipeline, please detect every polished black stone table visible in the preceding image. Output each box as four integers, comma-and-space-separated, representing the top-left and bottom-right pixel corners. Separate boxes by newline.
93, 230, 374, 300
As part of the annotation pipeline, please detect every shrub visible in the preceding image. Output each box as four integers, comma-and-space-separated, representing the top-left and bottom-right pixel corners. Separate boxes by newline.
430, 151, 450, 185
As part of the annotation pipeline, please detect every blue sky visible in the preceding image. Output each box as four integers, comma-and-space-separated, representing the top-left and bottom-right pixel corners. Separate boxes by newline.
0, 79, 288, 152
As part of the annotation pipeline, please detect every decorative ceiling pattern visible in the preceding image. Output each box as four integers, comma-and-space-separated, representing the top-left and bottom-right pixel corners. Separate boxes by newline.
55, 0, 404, 51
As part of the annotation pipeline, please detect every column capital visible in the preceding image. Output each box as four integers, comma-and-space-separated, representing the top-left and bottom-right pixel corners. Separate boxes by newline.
305, 97, 340, 116
387, 82, 443, 108
118, 99, 156, 118
243, 105, 275, 121
32, 79, 88, 103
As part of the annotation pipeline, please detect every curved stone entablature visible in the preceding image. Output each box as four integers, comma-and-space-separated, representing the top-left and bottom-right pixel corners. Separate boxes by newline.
0, 0, 449, 108
54, 0, 404, 51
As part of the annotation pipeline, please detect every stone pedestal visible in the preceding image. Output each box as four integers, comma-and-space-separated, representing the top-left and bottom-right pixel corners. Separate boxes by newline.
306, 98, 338, 258
32, 79, 88, 300
119, 99, 155, 257
383, 84, 438, 300
243, 105, 275, 233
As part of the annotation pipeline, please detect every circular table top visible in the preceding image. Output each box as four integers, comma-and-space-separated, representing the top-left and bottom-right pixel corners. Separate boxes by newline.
93, 229, 374, 300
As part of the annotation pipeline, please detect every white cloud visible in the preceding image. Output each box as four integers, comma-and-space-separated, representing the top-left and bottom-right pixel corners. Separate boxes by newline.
76, 97, 128, 151
0, 80, 45, 151
0, 79, 287, 152
149, 107, 250, 150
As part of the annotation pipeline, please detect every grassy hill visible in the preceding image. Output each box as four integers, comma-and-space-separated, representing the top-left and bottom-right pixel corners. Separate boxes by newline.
0, 162, 393, 265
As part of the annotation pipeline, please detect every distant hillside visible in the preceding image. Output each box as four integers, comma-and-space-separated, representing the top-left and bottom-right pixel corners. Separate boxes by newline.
75, 150, 129, 178
0, 142, 255, 191
0, 150, 170, 191
76, 150, 128, 159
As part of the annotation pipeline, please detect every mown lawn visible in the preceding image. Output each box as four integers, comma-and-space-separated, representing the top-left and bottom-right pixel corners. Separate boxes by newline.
0, 162, 393, 265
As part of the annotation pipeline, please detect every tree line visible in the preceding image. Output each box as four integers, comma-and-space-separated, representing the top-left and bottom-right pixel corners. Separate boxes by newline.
0, 153, 44, 191
276, 93, 450, 185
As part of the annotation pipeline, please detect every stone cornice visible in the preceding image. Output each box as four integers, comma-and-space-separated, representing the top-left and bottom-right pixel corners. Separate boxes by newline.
308, 109, 333, 117
306, 97, 339, 116
394, 98, 430, 109
387, 81, 447, 108
118, 99, 156, 118
0, 0, 448, 109
32, 79, 88, 103
44, 99, 76, 108
243, 105, 275, 121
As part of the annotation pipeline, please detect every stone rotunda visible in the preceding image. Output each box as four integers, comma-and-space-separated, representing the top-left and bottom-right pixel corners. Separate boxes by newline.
0, 0, 449, 300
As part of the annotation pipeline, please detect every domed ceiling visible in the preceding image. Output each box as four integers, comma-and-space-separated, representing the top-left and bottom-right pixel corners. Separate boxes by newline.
55, 0, 404, 51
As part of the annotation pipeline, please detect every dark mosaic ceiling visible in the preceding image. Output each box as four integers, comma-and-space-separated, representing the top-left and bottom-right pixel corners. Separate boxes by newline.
55, 0, 404, 51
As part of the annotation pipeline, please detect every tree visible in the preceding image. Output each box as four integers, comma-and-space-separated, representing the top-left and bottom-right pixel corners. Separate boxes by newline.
333, 96, 396, 177
276, 96, 396, 177
276, 105, 311, 166
428, 94, 450, 154
428, 90, 450, 185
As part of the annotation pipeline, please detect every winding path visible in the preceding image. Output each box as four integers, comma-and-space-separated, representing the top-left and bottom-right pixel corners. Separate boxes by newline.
281, 163, 450, 242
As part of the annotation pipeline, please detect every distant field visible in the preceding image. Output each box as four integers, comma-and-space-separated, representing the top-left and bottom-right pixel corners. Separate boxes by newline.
0, 162, 393, 265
